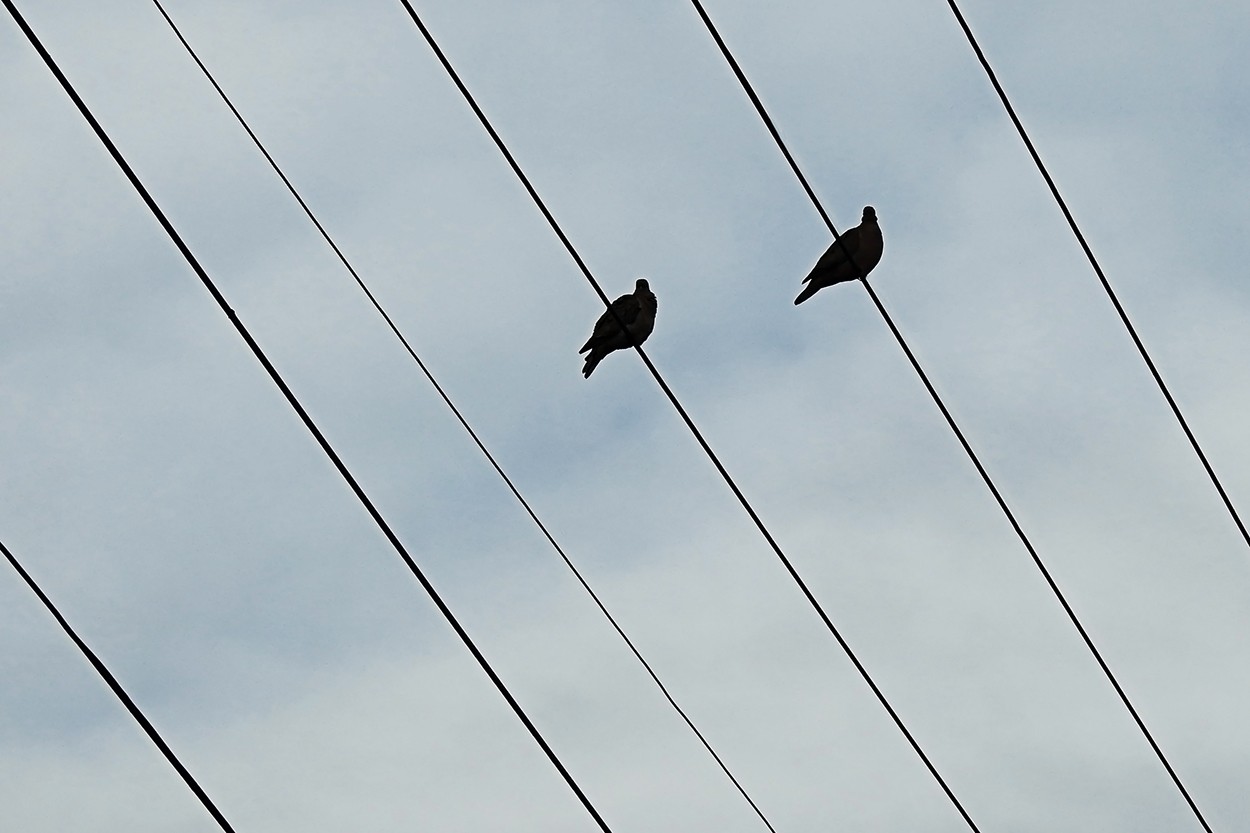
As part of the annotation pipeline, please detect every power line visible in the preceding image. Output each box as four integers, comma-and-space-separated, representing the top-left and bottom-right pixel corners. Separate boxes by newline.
145, 2, 777, 829
1, 3, 612, 830
943, 0, 1249, 560
940, 5, 1221, 827
394, 3, 982, 831
1, 537, 237, 832
684, 1, 1215, 831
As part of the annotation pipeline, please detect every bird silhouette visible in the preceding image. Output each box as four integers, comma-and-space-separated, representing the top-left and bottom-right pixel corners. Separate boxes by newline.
579, 279, 657, 378
794, 206, 883, 304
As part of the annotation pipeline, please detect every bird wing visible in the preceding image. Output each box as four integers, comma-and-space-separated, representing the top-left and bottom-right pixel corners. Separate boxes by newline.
803, 225, 863, 283
605, 293, 642, 330
582, 292, 641, 349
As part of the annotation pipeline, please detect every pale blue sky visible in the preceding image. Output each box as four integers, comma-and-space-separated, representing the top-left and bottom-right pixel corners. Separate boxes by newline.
2, 1, 1248, 831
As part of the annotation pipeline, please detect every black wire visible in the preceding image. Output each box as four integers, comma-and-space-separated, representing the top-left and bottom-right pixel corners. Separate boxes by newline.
941, 5, 1220, 828
686, 1, 1216, 830
1, 4, 612, 831
394, 2, 980, 830
146, 2, 777, 830
684, 0, 877, 290
942, 2, 1249, 553
0, 538, 237, 832
945, 0, 1248, 561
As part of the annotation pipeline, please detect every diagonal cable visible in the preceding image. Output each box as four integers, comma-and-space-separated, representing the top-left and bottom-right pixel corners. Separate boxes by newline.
1, 3, 612, 830
1, 537, 237, 833
146, 1, 776, 829
942, 0, 1249, 554
685, 1, 1215, 831
395, 2, 983, 831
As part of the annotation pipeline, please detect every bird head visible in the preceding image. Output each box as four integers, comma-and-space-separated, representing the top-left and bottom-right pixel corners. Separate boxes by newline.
635, 278, 650, 293
862, 206, 877, 222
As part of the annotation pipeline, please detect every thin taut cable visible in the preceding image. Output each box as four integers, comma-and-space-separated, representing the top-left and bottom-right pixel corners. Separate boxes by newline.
2, 4, 612, 830
685, 1, 1215, 831
147, 3, 776, 829
1, 538, 237, 833
395, 3, 982, 831
942, 0, 1250, 555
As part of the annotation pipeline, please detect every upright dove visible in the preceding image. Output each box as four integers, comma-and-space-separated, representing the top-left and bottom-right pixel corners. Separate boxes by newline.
794, 206, 883, 304
579, 278, 657, 378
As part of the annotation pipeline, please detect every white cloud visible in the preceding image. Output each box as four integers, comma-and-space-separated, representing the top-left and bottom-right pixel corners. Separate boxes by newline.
2, 1, 1247, 830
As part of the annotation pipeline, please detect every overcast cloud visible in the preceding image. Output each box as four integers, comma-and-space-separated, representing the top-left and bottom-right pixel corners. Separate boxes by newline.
2, 1, 1248, 831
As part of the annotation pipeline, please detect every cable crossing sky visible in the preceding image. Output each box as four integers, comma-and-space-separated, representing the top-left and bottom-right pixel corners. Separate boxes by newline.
4, 1, 1231, 831
145, 0, 777, 829
395, 1, 984, 830
0, 536, 238, 833
941, 0, 1250, 560
1, 3, 614, 831
685, 0, 1216, 830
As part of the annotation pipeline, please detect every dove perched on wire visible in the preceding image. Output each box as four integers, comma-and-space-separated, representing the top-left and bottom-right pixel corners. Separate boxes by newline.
579, 278, 657, 378
794, 206, 883, 305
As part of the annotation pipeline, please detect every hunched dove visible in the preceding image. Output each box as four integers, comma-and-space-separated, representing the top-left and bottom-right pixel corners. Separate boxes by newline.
579, 279, 657, 378
794, 206, 883, 305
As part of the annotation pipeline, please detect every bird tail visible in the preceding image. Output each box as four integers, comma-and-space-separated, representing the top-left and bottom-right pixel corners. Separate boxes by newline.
794, 283, 819, 305
582, 350, 604, 378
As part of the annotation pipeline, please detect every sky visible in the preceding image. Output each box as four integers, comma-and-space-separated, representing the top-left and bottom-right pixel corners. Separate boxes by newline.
1, 0, 1248, 831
